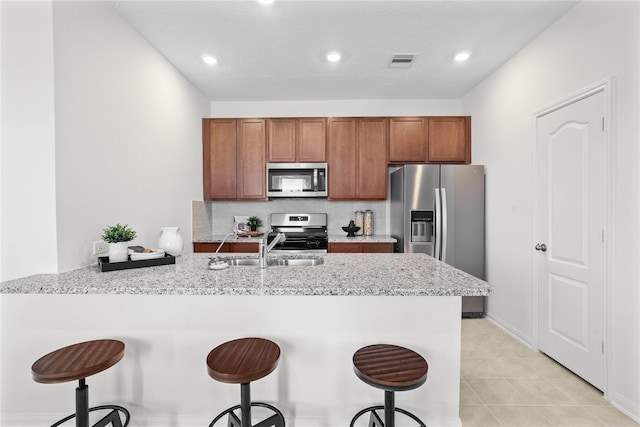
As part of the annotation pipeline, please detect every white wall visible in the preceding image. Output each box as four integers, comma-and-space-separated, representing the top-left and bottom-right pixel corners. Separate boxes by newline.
52, 1, 210, 272
210, 99, 462, 118
0, 1, 59, 281
462, 1, 639, 421
0, 1, 210, 279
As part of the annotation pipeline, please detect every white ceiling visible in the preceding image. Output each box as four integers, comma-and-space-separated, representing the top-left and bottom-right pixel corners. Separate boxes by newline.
113, 0, 578, 102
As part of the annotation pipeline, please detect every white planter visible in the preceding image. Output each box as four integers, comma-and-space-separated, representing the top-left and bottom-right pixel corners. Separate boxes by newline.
158, 227, 183, 256
108, 242, 129, 263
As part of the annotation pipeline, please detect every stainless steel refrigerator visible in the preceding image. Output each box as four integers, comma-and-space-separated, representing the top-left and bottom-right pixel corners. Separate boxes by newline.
390, 164, 486, 317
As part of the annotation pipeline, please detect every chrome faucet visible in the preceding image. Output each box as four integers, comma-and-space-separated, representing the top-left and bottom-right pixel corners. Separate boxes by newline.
259, 233, 286, 268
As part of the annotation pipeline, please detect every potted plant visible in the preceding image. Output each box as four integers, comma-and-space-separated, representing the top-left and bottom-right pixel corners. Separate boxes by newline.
246, 216, 263, 232
102, 223, 136, 263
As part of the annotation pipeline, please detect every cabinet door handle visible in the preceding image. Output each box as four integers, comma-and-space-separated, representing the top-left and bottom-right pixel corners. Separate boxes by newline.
535, 243, 547, 252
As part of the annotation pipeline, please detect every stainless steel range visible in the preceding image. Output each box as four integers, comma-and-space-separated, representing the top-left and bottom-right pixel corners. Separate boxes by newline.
267, 213, 328, 253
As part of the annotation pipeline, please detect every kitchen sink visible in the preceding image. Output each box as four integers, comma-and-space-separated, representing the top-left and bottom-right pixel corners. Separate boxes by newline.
209, 255, 324, 269
273, 257, 324, 267
224, 258, 261, 266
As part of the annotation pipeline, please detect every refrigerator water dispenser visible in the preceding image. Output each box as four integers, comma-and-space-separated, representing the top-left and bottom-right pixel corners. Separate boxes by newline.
410, 211, 433, 242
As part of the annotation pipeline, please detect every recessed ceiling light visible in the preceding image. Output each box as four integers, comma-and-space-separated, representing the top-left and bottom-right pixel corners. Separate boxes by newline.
326, 51, 341, 63
454, 51, 471, 62
202, 55, 218, 65
257, 0, 274, 4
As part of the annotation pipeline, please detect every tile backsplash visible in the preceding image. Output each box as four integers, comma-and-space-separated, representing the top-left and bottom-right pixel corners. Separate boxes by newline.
192, 199, 389, 238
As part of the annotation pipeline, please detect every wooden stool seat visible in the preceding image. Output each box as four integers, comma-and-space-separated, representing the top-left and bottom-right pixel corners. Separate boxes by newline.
32, 339, 129, 427
353, 344, 428, 392
32, 339, 125, 384
206, 337, 284, 427
207, 337, 280, 384
351, 344, 428, 427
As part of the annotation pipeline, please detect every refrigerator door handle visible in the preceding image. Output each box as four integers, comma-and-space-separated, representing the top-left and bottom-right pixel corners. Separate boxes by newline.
441, 187, 448, 262
434, 188, 441, 259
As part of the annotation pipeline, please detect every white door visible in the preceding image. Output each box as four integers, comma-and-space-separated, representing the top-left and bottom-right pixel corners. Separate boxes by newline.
536, 89, 605, 390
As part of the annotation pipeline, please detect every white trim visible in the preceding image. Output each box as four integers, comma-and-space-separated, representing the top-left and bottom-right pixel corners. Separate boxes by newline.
531, 77, 613, 397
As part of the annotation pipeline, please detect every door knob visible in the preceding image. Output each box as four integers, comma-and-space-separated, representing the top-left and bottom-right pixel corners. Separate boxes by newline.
535, 243, 547, 252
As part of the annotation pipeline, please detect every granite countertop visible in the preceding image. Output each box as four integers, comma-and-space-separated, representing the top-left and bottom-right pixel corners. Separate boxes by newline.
194, 234, 396, 243
0, 253, 492, 297
193, 234, 263, 243
327, 234, 396, 243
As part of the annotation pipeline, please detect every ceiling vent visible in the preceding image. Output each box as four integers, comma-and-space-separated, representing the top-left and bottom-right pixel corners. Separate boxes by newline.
389, 54, 416, 68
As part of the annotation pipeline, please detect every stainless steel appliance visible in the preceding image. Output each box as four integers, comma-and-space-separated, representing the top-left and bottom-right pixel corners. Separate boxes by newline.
390, 165, 485, 317
267, 163, 327, 198
267, 213, 328, 253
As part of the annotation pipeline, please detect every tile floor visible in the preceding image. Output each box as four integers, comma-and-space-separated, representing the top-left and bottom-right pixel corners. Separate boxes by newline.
460, 318, 640, 427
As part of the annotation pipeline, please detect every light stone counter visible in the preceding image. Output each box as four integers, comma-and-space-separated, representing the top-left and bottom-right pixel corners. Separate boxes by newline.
0, 253, 490, 297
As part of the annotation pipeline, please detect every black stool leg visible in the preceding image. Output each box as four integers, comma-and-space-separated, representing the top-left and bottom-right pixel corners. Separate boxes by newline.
50, 379, 130, 427
240, 383, 251, 427
209, 383, 284, 427
384, 391, 394, 427
76, 379, 89, 427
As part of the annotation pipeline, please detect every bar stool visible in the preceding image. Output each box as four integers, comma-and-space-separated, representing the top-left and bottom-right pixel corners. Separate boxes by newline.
206, 337, 285, 427
31, 339, 130, 427
350, 344, 428, 427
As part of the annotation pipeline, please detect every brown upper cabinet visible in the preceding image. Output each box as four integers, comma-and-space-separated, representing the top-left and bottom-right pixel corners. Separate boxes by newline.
388, 117, 427, 163
427, 116, 471, 163
204, 115, 471, 200
267, 118, 326, 163
203, 119, 237, 200
389, 116, 471, 164
327, 118, 357, 199
328, 117, 388, 200
203, 118, 267, 200
237, 119, 267, 199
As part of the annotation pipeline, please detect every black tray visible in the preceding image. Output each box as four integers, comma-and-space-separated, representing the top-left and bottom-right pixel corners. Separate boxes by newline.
98, 254, 176, 272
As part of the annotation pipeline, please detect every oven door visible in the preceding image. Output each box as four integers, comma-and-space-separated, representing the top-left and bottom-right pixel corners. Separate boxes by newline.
268, 231, 328, 253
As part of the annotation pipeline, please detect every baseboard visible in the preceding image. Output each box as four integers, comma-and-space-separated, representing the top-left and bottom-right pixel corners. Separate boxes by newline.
610, 391, 640, 424
484, 313, 535, 349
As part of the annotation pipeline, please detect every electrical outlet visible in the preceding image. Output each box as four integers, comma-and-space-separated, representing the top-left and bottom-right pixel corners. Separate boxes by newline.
93, 241, 109, 255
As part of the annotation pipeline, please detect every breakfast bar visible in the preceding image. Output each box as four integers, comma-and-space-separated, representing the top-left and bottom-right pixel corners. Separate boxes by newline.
0, 253, 491, 427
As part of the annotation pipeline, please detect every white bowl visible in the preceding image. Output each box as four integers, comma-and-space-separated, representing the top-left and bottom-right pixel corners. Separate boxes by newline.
130, 249, 165, 261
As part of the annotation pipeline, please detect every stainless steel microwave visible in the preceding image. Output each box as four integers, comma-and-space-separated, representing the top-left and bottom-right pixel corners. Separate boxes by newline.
266, 163, 327, 198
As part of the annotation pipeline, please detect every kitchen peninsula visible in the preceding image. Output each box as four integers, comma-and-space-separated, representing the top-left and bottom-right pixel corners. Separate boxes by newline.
0, 253, 491, 427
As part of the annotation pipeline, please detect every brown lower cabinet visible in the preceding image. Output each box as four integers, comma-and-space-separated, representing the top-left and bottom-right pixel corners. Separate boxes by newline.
328, 242, 393, 253
193, 242, 259, 253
